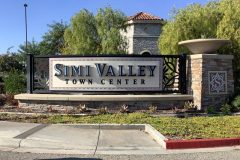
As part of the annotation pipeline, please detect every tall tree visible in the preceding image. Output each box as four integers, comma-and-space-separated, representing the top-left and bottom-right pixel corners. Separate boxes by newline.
63, 7, 128, 55
18, 39, 41, 55
217, 0, 240, 92
96, 7, 128, 54
63, 9, 99, 55
158, 2, 221, 55
158, 0, 240, 92
17, 40, 41, 62
39, 21, 68, 55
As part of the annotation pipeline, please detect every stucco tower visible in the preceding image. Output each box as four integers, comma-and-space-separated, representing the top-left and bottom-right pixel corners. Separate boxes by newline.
123, 12, 164, 55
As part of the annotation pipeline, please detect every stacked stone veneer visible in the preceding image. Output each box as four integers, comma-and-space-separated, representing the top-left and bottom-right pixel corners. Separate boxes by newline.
187, 54, 234, 110
122, 22, 162, 55
18, 100, 186, 113
133, 37, 159, 55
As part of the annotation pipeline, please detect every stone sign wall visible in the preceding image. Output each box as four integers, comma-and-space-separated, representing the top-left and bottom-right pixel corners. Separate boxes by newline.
187, 54, 234, 110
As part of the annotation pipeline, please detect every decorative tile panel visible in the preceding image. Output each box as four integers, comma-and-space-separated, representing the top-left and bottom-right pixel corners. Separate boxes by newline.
34, 58, 49, 91
208, 71, 227, 94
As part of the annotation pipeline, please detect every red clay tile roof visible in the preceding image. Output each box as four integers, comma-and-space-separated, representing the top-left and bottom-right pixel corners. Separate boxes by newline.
128, 12, 161, 21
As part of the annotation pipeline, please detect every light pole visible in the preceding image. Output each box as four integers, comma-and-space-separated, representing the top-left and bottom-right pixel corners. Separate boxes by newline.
24, 3, 28, 52
24, 3, 33, 94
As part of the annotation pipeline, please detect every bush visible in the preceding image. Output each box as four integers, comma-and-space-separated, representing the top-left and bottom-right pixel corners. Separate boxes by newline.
183, 101, 197, 111
0, 53, 24, 73
231, 95, 240, 112
3, 70, 26, 95
220, 103, 232, 115
206, 106, 217, 114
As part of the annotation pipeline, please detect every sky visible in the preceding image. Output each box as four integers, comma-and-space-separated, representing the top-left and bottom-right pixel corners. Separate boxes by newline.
0, 0, 210, 54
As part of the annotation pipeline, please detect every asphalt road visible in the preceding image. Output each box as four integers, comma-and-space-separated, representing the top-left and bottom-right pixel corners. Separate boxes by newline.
0, 150, 240, 160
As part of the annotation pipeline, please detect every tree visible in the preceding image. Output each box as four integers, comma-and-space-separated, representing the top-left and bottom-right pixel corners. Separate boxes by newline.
217, 0, 240, 91
17, 21, 67, 62
0, 51, 25, 73
63, 7, 128, 55
39, 21, 68, 55
63, 9, 99, 55
17, 40, 41, 62
158, 2, 221, 55
217, 0, 240, 50
96, 7, 128, 54
18, 39, 41, 55
18, 21, 67, 57
158, 0, 240, 92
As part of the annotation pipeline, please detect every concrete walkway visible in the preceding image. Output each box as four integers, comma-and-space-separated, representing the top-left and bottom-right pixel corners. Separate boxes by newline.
0, 121, 239, 155
0, 121, 165, 155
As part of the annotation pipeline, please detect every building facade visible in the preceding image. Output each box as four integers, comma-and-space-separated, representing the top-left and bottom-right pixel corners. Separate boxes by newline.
122, 12, 164, 55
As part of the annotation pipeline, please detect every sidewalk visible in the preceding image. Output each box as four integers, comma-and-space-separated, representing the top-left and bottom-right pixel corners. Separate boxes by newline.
0, 121, 239, 155
0, 121, 166, 155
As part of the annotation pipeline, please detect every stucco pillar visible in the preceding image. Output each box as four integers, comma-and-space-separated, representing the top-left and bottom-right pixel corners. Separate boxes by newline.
187, 54, 234, 110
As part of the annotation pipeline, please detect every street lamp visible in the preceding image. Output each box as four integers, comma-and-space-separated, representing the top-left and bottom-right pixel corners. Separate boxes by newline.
24, 3, 28, 52
24, 3, 33, 94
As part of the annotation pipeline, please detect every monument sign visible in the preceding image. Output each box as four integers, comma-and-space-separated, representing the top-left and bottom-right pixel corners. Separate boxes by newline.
49, 57, 163, 91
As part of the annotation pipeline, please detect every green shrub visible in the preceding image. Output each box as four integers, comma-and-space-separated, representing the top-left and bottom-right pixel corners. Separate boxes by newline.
231, 95, 240, 112
183, 101, 197, 111
3, 70, 26, 95
206, 106, 217, 114
0, 53, 24, 73
220, 103, 232, 115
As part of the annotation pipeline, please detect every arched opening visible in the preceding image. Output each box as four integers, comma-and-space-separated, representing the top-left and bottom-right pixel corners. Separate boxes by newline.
140, 50, 151, 56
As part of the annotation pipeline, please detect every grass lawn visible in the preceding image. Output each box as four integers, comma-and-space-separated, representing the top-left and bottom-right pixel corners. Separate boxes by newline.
1, 112, 240, 140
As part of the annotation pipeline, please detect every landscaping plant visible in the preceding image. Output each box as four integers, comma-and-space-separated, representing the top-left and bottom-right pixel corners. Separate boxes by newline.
98, 106, 108, 114
148, 105, 157, 113
119, 104, 129, 113
3, 70, 26, 106
2, 112, 240, 140
206, 106, 217, 114
220, 103, 232, 115
231, 95, 240, 112
3, 70, 26, 95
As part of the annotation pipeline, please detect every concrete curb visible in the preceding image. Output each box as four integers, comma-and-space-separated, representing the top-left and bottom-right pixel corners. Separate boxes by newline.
165, 138, 240, 149
144, 124, 167, 149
